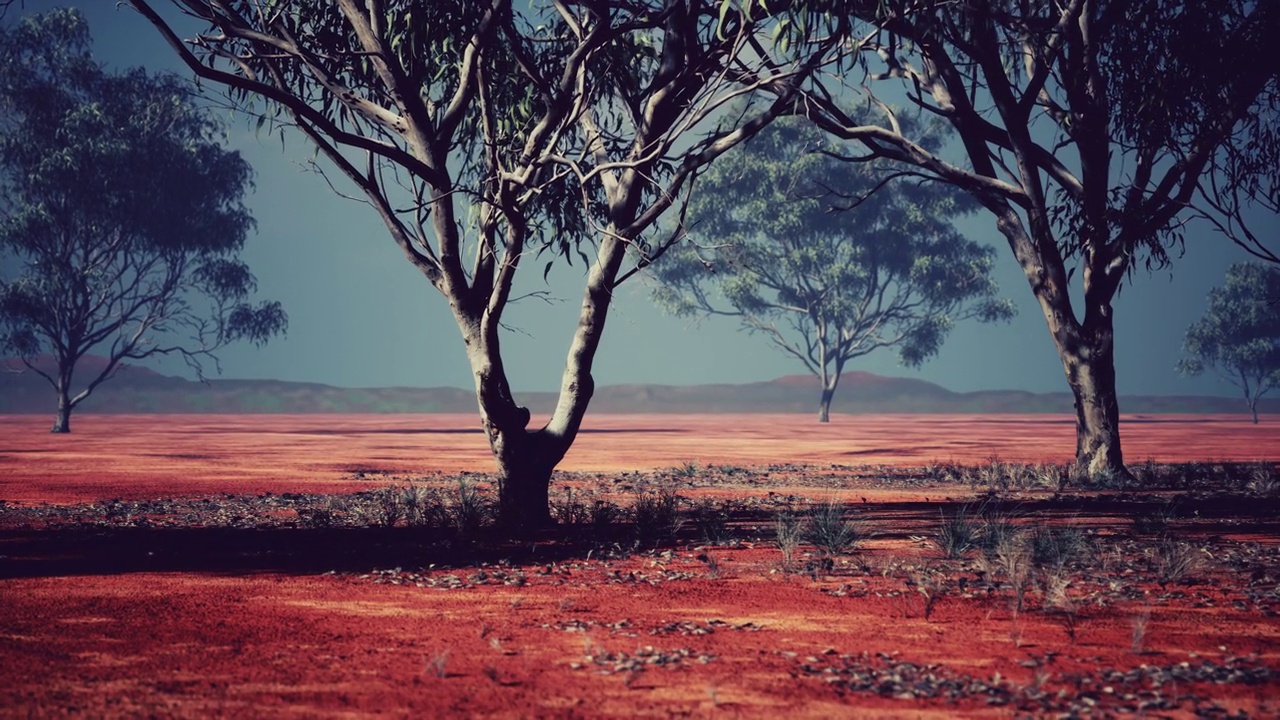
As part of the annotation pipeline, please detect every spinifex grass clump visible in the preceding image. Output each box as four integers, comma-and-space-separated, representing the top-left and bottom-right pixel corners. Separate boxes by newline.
398, 483, 447, 527
774, 511, 803, 572
631, 488, 683, 543
1029, 526, 1089, 571
1154, 538, 1202, 584
1131, 500, 1179, 535
803, 500, 870, 556
450, 480, 493, 534
932, 505, 981, 558
688, 498, 735, 545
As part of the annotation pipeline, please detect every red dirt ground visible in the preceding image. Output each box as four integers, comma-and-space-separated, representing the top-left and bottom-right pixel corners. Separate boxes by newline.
0, 413, 1275, 503
2, 413, 1279, 718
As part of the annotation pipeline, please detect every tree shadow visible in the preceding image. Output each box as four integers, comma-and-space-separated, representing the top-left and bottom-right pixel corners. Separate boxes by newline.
2, 494, 1276, 580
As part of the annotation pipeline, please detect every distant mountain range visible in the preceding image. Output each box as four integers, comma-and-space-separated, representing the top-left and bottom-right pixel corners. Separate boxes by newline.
1, 355, 1274, 416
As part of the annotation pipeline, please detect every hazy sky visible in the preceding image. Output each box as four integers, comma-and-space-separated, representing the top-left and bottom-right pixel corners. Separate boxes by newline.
8, 3, 1276, 399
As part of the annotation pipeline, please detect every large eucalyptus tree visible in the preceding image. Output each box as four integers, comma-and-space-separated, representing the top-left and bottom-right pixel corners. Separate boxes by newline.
794, 0, 1280, 476
127, 0, 842, 529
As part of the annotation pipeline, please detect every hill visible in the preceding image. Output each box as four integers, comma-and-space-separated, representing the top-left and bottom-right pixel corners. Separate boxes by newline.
1, 356, 1275, 416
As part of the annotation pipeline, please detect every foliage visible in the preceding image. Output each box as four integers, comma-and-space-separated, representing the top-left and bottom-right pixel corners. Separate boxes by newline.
790, 0, 1280, 470
631, 488, 683, 543
449, 480, 493, 535
774, 511, 803, 571
803, 500, 869, 555
932, 506, 981, 559
688, 498, 735, 544
652, 117, 1013, 420
1178, 263, 1280, 422
127, 0, 845, 527
0, 10, 285, 430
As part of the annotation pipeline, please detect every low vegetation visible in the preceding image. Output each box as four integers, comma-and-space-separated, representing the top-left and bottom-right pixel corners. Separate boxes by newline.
4, 458, 1279, 715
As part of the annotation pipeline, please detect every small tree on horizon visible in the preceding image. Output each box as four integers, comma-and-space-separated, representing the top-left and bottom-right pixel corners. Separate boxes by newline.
651, 118, 1014, 422
0, 10, 286, 433
1178, 263, 1280, 424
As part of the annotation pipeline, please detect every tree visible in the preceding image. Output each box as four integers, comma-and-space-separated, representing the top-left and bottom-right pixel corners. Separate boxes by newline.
0, 10, 286, 434
127, 1, 843, 530
788, 0, 1280, 476
652, 117, 1013, 421
1178, 263, 1280, 424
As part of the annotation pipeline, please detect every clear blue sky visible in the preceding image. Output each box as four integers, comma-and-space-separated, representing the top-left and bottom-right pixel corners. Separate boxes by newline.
9, 2, 1273, 399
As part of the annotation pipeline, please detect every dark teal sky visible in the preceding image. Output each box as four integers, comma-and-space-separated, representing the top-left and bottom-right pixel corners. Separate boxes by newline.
9, 2, 1274, 399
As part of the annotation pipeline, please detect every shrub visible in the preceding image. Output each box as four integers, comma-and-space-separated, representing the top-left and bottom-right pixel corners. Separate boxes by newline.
1131, 609, 1151, 654
1029, 526, 1088, 570
803, 500, 869, 556
932, 506, 981, 558
775, 511, 803, 572
908, 567, 948, 620
1131, 500, 1179, 535
1153, 538, 1201, 584
672, 461, 700, 479
550, 487, 591, 526
991, 531, 1033, 614
449, 480, 492, 534
975, 456, 1010, 492
400, 483, 446, 527
632, 488, 683, 542
688, 498, 734, 544
590, 497, 621, 527
1247, 463, 1279, 496
978, 509, 1021, 560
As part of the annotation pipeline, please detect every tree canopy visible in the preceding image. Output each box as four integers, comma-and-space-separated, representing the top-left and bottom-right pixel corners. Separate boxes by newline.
785, 0, 1280, 473
128, 0, 843, 528
1178, 263, 1280, 423
0, 9, 286, 432
653, 117, 1013, 421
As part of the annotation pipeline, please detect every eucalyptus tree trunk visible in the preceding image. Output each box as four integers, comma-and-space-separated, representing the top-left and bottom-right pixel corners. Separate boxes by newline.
997, 210, 1129, 479
817, 388, 834, 423
1055, 312, 1126, 476
460, 235, 627, 533
816, 364, 843, 423
51, 365, 73, 433
52, 391, 72, 434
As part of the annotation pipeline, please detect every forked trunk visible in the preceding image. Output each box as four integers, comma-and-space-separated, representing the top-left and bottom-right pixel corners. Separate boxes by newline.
995, 214, 1130, 480
471, 366, 564, 534
462, 234, 625, 533
491, 430, 557, 531
1248, 397, 1260, 424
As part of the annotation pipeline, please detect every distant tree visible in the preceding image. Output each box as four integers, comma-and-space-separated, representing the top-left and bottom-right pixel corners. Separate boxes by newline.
127, 1, 842, 530
0, 10, 286, 433
653, 118, 1013, 422
787, 0, 1280, 476
1178, 263, 1280, 424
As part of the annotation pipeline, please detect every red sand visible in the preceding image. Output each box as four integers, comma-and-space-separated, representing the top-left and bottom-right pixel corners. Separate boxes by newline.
1, 413, 1276, 503
2, 413, 1279, 717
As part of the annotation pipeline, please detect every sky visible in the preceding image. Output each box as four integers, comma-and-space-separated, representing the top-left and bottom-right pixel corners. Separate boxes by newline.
4, 2, 1275, 400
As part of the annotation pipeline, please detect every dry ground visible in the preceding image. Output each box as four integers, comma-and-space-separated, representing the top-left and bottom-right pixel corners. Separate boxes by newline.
1, 413, 1279, 718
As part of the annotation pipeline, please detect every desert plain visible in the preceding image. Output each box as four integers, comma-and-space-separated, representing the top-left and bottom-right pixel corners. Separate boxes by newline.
1, 412, 1279, 718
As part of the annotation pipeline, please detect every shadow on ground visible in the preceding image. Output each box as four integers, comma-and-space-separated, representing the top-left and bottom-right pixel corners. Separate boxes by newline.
2, 494, 1278, 580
